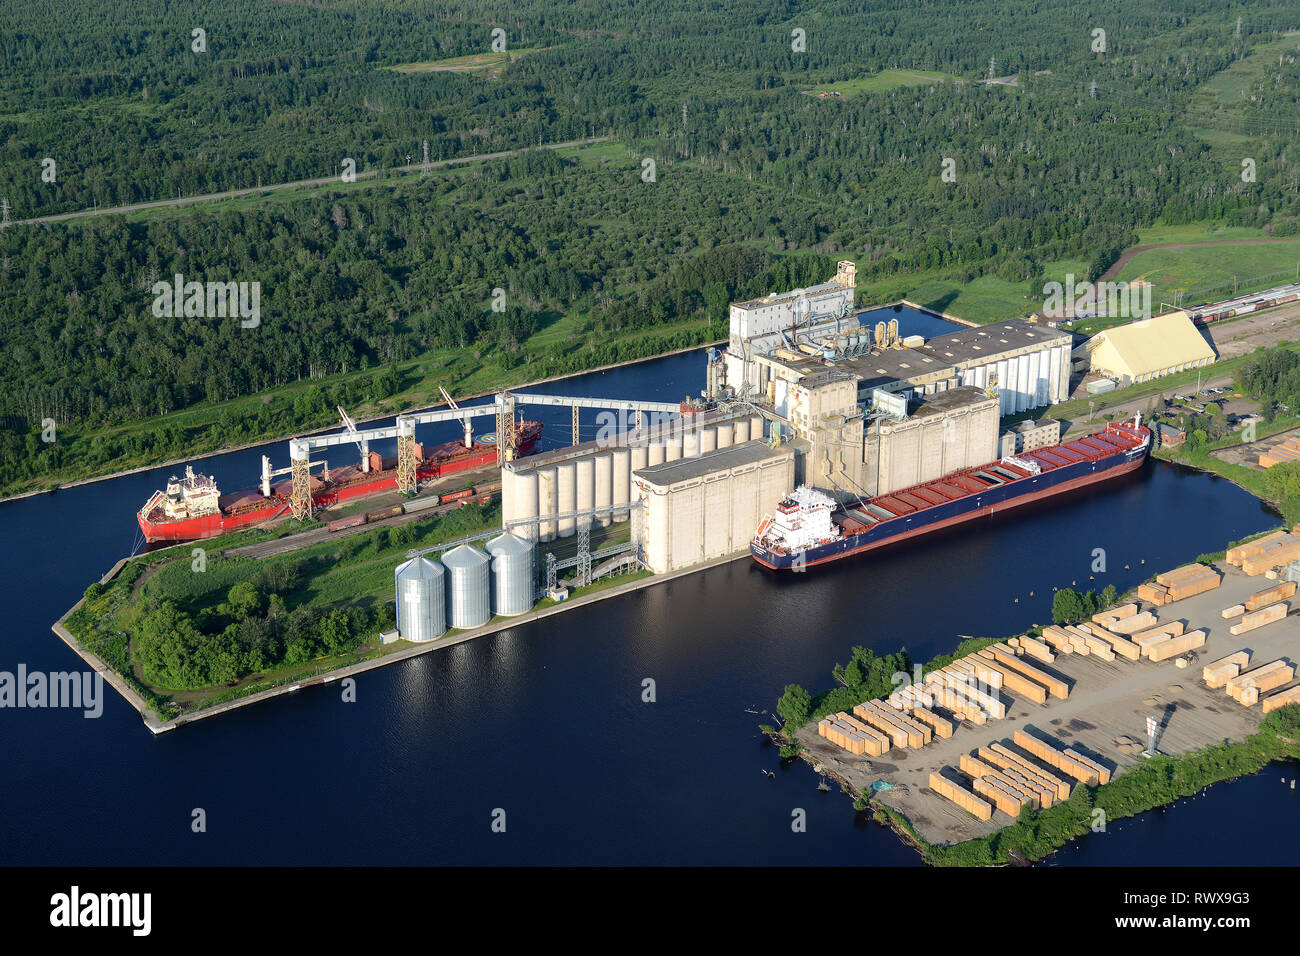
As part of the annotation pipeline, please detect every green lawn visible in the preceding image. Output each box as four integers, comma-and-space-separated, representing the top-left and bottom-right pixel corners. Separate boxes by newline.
802, 69, 958, 98
1114, 240, 1300, 307
855, 257, 1089, 324
385, 48, 546, 74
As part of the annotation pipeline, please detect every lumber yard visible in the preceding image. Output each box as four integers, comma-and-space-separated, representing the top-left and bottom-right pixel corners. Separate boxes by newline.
796, 535, 1300, 845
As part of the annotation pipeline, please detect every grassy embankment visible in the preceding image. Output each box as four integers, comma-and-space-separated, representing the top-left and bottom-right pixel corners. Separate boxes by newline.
64, 501, 647, 718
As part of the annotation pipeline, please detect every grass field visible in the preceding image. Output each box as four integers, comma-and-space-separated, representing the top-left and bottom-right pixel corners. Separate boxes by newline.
802, 69, 957, 98
1114, 240, 1300, 306
854, 257, 1089, 324
386, 49, 546, 75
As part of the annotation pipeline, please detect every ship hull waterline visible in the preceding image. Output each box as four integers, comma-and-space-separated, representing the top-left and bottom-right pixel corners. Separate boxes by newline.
752, 445, 1147, 571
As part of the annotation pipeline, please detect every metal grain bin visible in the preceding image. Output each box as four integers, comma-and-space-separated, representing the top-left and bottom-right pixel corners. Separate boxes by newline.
394, 556, 446, 642
443, 544, 491, 629
487, 532, 535, 616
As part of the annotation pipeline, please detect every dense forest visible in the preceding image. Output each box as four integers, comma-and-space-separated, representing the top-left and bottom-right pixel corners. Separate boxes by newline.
6, 1, 1300, 493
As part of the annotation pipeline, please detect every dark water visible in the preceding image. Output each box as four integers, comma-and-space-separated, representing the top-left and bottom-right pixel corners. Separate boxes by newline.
1, 335, 1293, 865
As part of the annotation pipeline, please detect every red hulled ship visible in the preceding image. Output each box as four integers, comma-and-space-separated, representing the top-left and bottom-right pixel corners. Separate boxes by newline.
138, 420, 541, 543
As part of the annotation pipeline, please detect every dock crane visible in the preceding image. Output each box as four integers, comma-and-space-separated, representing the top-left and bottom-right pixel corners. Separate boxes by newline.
439, 386, 475, 449
337, 405, 372, 472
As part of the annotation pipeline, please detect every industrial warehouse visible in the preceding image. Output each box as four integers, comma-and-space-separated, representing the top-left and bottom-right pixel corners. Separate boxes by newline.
387, 263, 1083, 640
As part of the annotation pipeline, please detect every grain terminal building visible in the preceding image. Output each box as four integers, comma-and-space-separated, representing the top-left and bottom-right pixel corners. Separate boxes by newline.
495, 264, 1079, 580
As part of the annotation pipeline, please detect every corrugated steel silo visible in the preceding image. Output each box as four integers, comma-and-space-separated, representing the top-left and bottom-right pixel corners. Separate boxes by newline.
394, 556, 446, 642
487, 532, 535, 616
443, 544, 491, 629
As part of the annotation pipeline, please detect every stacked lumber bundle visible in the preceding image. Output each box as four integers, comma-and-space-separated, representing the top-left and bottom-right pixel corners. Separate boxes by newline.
973, 748, 1058, 807
1236, 534, 1300, 576
928, 771, 993, 821
980, 645, 1069, 699
1082, 623, 1142, 660
960, 754, 1046, 809
1203, 651, 1250, 689
837, 712, 892, 755
1227, 531, 1290, 566
1040, 625, 1078, 654
1262, 684, 1300, 713
854, 700, 932, 748
988, 742, 1072, 801
1228, 602, 1289, 635
1138, 582, 1170, 605
973, 655, 1048, 704
1258, 436, 1300, 467
851, 703, 915, 749
818, 716, 873, 755
910, 706, 954, 739
1226, 660, 1297, 705
1108, 611, 1160, 635
972, 773, 1033, 817
1220, 604, 1245, 619
931, 670, 1006, 718
1145, 628, 1208, 662
1013, 730, 1107, 785
1063, 625, 1095, 655
1019, 636, 1056, 663
1245, 580, 1297, 610
1150, 564, 1222, 603
1092, 603, 1138, 626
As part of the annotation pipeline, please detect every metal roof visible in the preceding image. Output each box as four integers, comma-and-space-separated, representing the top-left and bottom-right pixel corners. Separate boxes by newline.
633, 440, 792, 486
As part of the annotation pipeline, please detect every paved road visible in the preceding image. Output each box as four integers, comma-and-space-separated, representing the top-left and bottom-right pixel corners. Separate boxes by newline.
4, 137, 610, 227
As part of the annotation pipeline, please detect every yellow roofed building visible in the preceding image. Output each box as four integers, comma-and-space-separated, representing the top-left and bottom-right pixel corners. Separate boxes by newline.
1071, 311, 1216, 386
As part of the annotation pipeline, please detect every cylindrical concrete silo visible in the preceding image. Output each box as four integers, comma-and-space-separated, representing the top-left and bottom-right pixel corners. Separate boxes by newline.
700, 426, 717, 454
734, 418, 751, 444
394, 556, 446, 642
648, 442, 665, 466
510, 469, 538, 542
665, 431, 683, 462
750, 414, 765, 441
556, 459, 577, 538
715, 422, 732, 450
593, 451, 613, 528
683, 427, 700, 458
442, 544, 490, 629
487, 532, 535, 616
536, 466, 557, 542
575, 456, 595, 531
630, 442, 648, 477
611, 447, 631, 522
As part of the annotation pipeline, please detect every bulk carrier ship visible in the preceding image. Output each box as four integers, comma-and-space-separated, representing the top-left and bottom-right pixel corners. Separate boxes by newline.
751, 416, 1150, 571
138, 419, 541, 543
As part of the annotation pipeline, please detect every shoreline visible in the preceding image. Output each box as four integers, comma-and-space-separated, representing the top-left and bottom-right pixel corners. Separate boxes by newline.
53, 547, 754, 735
1, 338, 724, 506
